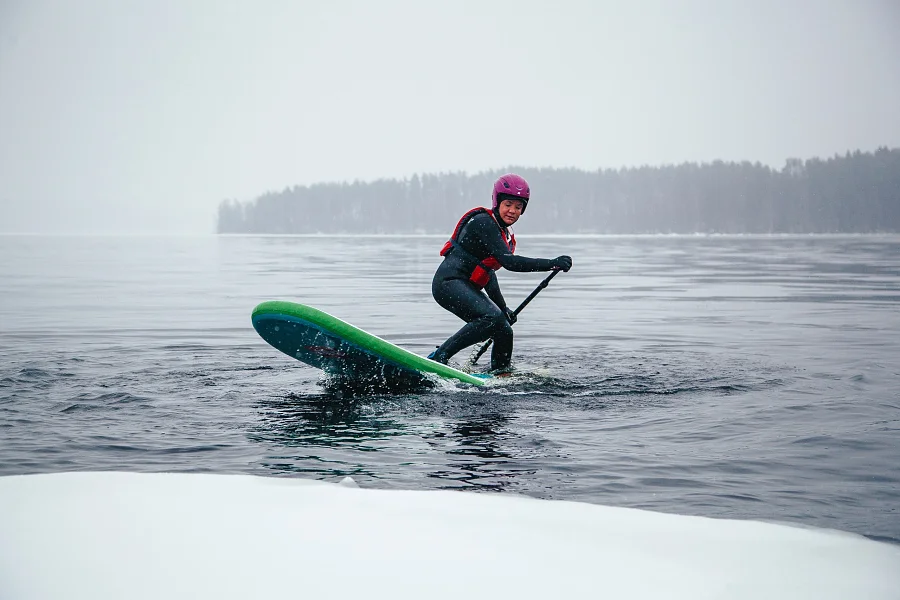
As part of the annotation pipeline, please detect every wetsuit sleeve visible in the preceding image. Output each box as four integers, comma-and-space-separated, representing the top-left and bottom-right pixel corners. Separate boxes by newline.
470, 214, 557, 272
484, 271, 506, 309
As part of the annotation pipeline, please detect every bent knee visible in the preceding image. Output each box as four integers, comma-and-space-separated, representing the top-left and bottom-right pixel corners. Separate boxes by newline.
488, 312, 513, 335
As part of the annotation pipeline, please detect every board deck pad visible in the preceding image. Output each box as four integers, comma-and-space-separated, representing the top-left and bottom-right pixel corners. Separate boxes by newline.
252, 301, 487, 387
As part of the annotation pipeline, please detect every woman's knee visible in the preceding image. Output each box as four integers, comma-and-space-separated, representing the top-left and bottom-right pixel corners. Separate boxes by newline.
488, 311, 513, 336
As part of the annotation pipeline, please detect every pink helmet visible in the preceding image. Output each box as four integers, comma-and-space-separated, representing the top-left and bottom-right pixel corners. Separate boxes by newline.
492, 173, 530, 213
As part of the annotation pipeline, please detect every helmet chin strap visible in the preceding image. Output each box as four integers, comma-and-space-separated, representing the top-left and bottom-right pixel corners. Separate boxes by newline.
492, 206, 510, 228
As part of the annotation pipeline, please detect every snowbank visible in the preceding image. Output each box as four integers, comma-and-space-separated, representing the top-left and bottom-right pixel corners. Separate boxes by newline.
1, 472, 898, 599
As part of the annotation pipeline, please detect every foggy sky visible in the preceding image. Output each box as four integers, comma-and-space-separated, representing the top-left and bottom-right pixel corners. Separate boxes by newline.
1, 0, 899, 234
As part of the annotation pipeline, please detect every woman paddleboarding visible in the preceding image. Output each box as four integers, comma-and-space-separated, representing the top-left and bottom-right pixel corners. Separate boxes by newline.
428, 174, 572, 372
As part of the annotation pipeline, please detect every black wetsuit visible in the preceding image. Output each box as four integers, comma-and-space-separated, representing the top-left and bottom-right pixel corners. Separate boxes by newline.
431, 210, 559, 371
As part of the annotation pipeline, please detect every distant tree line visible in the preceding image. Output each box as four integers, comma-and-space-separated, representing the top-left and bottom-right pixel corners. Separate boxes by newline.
217, 147, 900, 234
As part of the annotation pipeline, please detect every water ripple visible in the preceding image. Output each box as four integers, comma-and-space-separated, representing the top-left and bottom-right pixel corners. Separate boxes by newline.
0, 234, 898, 545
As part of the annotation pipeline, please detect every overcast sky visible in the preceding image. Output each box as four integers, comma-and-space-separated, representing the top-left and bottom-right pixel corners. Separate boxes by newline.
1, 0, 898, 234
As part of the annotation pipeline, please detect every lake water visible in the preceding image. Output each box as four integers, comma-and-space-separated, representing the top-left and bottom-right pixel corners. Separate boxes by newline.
1, 234, 898, 544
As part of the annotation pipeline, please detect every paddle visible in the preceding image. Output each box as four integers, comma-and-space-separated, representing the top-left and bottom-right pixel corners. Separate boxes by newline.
469, 268, 563, 365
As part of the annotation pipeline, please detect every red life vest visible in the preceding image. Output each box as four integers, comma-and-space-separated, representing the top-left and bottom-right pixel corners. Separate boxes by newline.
439, 207, 516, 289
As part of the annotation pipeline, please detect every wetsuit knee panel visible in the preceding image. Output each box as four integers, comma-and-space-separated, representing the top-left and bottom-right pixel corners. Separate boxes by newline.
487, 310, 512, 334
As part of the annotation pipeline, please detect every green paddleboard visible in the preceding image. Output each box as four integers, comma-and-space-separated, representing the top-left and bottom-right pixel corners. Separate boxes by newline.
251, 301, 487, 387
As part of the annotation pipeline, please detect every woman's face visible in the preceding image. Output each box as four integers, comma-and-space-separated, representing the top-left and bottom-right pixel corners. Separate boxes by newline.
498, 198, 525, 226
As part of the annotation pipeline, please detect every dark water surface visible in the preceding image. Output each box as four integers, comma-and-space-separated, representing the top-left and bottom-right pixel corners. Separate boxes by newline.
2, 234, 898, 543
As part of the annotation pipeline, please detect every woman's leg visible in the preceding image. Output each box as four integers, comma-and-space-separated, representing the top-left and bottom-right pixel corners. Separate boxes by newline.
431, 278, 513, 369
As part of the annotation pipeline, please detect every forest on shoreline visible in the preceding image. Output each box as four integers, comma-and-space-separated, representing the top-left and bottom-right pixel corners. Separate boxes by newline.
217, 147, 900, 234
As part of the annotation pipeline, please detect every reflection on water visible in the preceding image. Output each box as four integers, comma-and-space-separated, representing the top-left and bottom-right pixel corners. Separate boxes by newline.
252, 390, 529, 491
253, 393, 405, 446
251, 392, 406, 478
428, 414, 523, 491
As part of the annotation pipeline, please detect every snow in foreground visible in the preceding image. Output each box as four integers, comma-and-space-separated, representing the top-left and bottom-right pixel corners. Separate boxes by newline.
1, 472, 898, 600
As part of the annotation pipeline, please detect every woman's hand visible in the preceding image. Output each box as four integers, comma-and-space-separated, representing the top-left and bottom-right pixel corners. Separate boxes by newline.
552, 255, 573, 272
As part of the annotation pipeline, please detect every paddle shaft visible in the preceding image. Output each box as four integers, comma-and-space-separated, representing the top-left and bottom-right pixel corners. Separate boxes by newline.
470, 268, 562, 365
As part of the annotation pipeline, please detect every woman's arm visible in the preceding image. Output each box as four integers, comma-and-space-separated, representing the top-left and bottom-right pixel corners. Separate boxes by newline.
470, 215, 557, 272
484, 271, 506, 309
